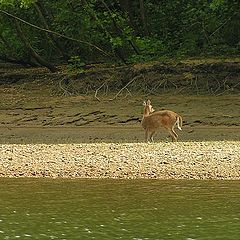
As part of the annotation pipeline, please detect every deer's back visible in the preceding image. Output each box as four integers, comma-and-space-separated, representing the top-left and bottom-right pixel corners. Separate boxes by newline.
141, 110, 178, 130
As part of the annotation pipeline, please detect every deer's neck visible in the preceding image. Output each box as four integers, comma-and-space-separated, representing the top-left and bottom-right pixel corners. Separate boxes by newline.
143, 107, 151, 117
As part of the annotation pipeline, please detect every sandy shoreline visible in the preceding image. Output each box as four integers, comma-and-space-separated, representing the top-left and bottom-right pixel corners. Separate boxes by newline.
0, 141, 239, 179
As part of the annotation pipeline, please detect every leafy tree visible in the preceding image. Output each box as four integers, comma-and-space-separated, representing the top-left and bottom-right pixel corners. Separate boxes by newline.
0, 0, 239, 70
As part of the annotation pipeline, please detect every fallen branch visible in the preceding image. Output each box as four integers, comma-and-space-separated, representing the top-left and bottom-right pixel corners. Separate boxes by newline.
123, 88, 132, 98
216, 81, 240, 96
94, 82, 106, 102
59, 77, 71, 96
194, 76, 199, 94
209, 13, 237, 38
211, 75, 221, 94
109, 74, 143, 101
148, 80, 166, 95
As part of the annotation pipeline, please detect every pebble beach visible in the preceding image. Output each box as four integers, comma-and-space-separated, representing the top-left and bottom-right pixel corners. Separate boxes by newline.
0, 141, 239, 179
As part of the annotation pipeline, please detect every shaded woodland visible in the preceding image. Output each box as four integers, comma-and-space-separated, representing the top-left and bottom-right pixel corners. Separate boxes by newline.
0, 0, 239, 72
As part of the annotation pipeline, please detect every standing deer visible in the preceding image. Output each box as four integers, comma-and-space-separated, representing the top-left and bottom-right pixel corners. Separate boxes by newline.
141, 100, 182, 142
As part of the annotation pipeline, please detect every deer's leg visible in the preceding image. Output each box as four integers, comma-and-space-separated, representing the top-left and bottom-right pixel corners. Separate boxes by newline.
149, 131, 156, 142
168, 129, 177, 142
171, 127, 178, 141
145, 130, 149, 142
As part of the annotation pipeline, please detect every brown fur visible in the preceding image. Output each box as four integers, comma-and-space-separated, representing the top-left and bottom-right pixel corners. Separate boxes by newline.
141, 100, 182, 142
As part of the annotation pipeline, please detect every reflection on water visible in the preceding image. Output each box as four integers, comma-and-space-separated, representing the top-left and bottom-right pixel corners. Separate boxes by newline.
0, 179, 239, 240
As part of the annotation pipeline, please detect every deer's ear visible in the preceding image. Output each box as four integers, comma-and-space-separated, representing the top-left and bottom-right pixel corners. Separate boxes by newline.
143, 101, 146, 106
147, 99, 151, 105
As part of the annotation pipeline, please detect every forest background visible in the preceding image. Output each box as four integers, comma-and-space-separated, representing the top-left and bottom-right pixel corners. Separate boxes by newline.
0, 0, 239, 71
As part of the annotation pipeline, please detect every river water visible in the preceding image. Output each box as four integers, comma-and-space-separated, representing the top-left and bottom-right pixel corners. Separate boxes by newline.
0, 179, 239, 240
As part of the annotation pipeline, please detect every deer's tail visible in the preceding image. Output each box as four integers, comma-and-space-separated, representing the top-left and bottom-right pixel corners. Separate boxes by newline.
176, 115, 183, 131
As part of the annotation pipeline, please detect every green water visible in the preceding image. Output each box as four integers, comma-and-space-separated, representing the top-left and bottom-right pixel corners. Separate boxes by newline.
0, 179, 239, 240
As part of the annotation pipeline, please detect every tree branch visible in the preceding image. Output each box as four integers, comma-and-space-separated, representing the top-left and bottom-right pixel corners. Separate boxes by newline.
109, 74, 143, 101
0, 9, 112, 58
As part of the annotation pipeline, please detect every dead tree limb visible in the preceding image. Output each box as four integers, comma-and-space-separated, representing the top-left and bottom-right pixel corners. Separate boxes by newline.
14, 20, 57, 72
216, 81, 240, 96
94, 82, 106, 102
59, 77, 71, 96
209, 12, 238, 38
109, 74, 143, 101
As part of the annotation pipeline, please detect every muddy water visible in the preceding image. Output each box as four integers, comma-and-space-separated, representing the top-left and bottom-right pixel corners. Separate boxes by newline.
0, 179, 239, 239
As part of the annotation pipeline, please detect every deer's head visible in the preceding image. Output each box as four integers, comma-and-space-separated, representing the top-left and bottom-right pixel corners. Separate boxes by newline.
143, 99, 154, 116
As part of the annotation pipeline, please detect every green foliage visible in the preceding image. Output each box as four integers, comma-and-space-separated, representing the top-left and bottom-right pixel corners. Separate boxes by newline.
128, 37, 167, 63
20, 0, 36, 8
176, 34, 199, 58
0, 0, 15, 6
210, 0, 226, 10
0, 0, 239, 66
0, 0, 36, 7
110, 37, 123, 49
67, 56, 86, 74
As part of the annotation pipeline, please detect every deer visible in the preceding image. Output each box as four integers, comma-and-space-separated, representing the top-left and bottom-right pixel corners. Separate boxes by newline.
141, 100, 182, 142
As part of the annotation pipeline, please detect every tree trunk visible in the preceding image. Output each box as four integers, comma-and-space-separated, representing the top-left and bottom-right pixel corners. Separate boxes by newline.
100, 0, 140, 56
119, 0, 140, 35
14, 20, 57, 72
139, 0, 149, 36
0, 33, 12, 50
34, 1, 69, 60
0, 33, 37, 66
0, 54, 38, 67
83, 0, 127, 63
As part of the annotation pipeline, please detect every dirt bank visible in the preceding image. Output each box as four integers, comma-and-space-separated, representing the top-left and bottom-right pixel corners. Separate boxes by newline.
0, 59, 239, 135
1, 58, 240, 95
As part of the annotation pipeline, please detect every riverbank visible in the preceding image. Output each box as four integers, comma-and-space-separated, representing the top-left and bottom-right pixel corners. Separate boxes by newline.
1, 141, 239, 179
0, 60, 239, 179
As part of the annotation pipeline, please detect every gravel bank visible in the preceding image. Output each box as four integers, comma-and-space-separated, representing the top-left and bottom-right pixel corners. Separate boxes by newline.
0, 142, 239, 179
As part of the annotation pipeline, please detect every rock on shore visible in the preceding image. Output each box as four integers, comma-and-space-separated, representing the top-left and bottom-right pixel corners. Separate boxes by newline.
0, 141, 239, 179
